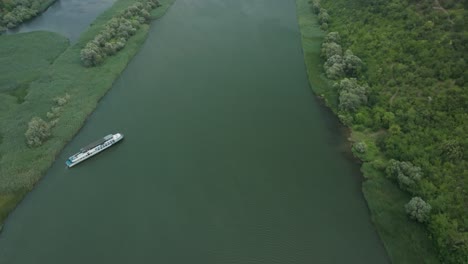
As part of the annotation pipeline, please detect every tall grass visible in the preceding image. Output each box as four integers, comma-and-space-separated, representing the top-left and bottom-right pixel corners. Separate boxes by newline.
295, 0, 439, 262
0, 0, 175, 228
0, 31, 69, 93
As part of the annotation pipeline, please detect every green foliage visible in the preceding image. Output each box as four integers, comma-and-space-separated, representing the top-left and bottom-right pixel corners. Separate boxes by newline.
0, 0, 175, 234
80, 0, 161, 67
405, 197, 432, 223
321, 32, 363, 81
386, 159, 423, 193
343, 49, 362, 77
0, 0, 56, 29
321, 41, 342, 59
318, 8, 329, 25
311, 0, 321, 14
316, 0, 468, 261
335, 78, 367, 112
0, 31, 69, 93
324, 54, 344, 79
362, 173, 440, 263
324, 31, 340, 44
352, 141, 367, 154
24, 117, 51, 147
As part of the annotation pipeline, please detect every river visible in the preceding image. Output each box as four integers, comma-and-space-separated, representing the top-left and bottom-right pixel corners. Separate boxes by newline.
0, 0, 389, 263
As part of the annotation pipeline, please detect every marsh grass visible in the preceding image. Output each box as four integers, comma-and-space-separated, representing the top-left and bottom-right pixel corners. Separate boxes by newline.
295, 0, 439, 262
0, 31, 69, 93
0, 0, 175, 228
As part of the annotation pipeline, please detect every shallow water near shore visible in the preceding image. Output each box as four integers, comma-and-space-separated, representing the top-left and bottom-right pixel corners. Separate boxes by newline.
6, 0, 116, 42
0, 0, 389, 262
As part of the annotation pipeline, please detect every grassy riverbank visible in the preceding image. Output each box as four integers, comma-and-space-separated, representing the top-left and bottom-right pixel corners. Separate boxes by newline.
0, 0, 175, 229
295, 0, 441, 263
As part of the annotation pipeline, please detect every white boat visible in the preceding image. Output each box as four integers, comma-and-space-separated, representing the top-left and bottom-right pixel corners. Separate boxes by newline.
66, 133, 124, 168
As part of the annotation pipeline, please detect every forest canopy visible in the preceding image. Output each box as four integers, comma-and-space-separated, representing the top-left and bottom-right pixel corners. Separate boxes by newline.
311, 0, 468, 262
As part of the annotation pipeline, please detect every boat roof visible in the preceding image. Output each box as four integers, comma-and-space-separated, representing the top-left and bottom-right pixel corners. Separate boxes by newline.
80, 134, 113, 152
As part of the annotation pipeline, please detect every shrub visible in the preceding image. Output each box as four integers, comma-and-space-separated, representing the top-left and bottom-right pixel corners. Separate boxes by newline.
386, 159, 423, 193
318, 9, 329, 24
405, 197, 432, 223
53, 93, 71, 106
311, 0, 321, 14
320, 22, 328, 31
25, 117, 51, 147
324, 32, 340, 44
80, 42, 104, 67
343, 50, 363, 77
321, 42, 342, 59
80, 0, 160, 67
335, 78, 368, 112
353, 141, 367, 154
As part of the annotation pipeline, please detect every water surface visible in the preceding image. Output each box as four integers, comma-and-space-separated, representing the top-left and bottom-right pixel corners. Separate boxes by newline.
0, 0, 389, 263
7, 0, 116, 42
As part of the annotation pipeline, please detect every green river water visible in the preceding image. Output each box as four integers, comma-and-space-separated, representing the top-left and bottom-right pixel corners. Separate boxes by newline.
0, 0, 389, 262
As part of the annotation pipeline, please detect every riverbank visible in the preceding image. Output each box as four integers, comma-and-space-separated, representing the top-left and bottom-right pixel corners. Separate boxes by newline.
0, 0, 175, 229
295, 0, 440, 263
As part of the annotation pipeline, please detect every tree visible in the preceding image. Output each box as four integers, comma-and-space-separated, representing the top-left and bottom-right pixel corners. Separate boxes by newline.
80, 42, 104, 67
324, 32, 341, 44
25, 117, 51, 147
320, 22, 328, 31
321, 42, 342, 59
440, 140, 463, 162
343, 49, 363, 76
311, 0, 321, 14
335, 78, 368, 111
386, 159, 423, 193
3, 12, 18, 28
353, 141, 367, 154
405, 197, 431, 223
318, 9, 329, 24
324, 54, 344, 79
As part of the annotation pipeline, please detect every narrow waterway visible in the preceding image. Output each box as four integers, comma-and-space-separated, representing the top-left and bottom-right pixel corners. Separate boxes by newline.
7, 0, 116, 42
0, 0, 389, 263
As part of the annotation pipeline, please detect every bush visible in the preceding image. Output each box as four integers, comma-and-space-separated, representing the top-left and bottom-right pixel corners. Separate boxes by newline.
80, 0, 160, 67
25, 117, 51, 147
353, 141, 367, 154
386, 159, 423, 193
318, 8, 329, 24
320, 22, 328, 31
343, 49, 362, 77
335, 78, 368, 112
311, 0, 321, 14
321, 42, 342, 59
80, 42, 103, 67
53, 93, 71, 106
324, 32, 340, 44
405, 197, 431, 223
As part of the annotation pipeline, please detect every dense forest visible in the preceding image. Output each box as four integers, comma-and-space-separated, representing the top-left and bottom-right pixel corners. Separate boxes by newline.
309, 0, 467, 262
0, 0, 55, 31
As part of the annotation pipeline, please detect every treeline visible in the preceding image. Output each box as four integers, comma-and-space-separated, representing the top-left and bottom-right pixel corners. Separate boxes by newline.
80, 0, 160, 67
0, 0, 55, 31
310, 0, 467, 262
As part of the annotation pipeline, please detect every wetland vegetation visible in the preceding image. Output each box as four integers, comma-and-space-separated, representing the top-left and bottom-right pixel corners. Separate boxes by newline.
0, 0, 174, 229
297, 0, 467, 262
